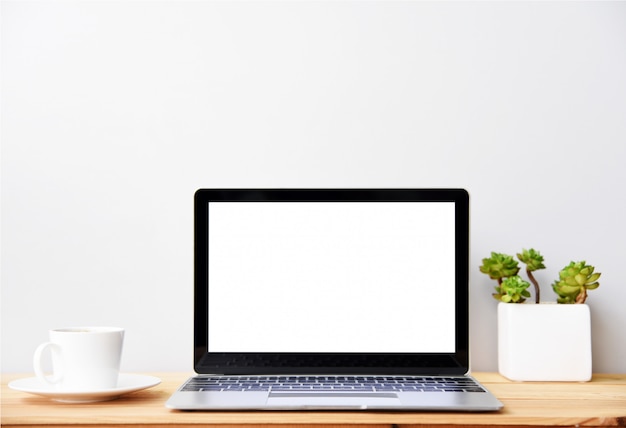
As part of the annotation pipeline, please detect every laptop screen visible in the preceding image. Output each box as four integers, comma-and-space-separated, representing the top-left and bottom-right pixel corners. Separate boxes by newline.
208, 201, 455, 353
194, 189, 469, 375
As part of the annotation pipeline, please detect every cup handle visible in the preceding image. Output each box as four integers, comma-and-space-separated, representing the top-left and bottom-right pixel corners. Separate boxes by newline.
33, 342, 62, 385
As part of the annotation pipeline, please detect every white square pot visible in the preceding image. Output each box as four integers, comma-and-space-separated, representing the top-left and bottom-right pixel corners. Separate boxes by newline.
497, 302, 592, 381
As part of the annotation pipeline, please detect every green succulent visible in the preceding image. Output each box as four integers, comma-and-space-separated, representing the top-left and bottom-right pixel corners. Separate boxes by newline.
552, 261, 600, 304
517, 248, 546, 303
517, 248, 546, 272
494, 275, 531, 303
479, 252, 520, 283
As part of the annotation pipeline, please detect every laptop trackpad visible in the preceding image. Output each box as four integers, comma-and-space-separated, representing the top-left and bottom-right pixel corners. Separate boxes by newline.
267, 392, 402, 409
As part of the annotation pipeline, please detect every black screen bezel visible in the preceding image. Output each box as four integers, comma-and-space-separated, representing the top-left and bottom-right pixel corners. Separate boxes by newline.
194, 189, 469, 375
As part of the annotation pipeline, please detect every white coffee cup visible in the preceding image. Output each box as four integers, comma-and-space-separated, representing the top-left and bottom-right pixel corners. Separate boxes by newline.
33, 327, 124, 391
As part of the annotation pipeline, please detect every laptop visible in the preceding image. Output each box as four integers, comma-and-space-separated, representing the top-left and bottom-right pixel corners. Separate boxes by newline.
166, 188, 502, 411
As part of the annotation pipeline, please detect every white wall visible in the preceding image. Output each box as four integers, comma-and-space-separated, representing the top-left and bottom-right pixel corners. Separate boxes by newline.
2, 1, 625, 374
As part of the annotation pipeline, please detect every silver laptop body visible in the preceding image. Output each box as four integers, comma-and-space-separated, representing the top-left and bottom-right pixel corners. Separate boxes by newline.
166, 189, 502, 411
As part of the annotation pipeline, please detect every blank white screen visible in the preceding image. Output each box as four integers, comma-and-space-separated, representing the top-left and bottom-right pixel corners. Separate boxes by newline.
208, 202, 456, 353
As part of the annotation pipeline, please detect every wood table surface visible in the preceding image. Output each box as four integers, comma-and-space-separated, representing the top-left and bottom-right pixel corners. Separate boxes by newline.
2, 372, 626, 427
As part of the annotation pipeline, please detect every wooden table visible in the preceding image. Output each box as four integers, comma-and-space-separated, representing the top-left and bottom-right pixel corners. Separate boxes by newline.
2, 372, 626, 427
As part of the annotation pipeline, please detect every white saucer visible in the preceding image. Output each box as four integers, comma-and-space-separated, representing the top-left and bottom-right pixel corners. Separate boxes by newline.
8, 373, 161, 403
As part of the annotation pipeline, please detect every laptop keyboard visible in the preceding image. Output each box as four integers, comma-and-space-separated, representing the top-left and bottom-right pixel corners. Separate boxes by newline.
182, 375, 486, 393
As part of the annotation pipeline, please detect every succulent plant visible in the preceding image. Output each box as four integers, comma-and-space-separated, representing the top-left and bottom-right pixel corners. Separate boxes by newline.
552, 261, 601, 304
494, 275, 531, 303
481, 249, 600, 305
517, 248, 546, 304
479, 252, 520, 284
517, 248, 545, 272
